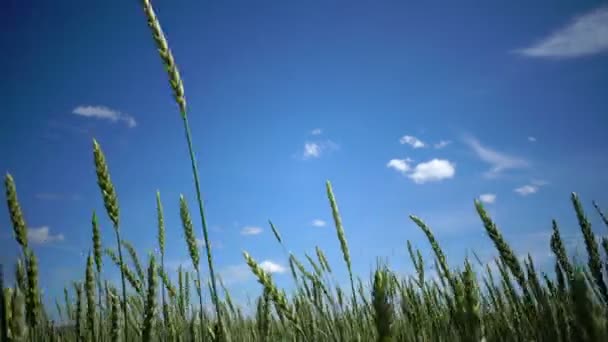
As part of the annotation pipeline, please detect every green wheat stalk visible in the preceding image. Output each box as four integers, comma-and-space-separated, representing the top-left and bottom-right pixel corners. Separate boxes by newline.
156, 190, 169, 335
142, 254, 158, 341
93, 139, 129, 342
74, 282, 83, 342
571, 193, 608, 304
180, 194, 206, 338
91, 211, 104, 342
551, 219, 574, 282
85, 253, 97, 341
4, 174, 28, 250
326, 181, 358, 312
372, 266, 394, 342
139, 1, 224, 337
25, 249, 41, 330
474, 200, 529, 297
122, 240, 146, 284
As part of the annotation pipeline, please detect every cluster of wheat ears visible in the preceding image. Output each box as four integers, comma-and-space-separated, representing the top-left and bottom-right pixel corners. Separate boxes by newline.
2, 1, 608, 341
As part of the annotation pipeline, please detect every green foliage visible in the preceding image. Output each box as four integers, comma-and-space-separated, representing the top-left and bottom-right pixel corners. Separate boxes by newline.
6, 171, 608, 342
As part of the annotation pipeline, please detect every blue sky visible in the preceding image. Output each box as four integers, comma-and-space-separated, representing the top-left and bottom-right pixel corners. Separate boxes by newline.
2, 0, 608, 312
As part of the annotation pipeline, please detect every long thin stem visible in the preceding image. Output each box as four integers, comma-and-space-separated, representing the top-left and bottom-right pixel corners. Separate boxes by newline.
160, 251, 167, 341
182, 114, 224, 336
0, 264, 8, 342
157, 191, 168, 341
196, 267, 205, 341
96, 275, 103, 342
114, 228, 129, 342
139, 0, 224, 335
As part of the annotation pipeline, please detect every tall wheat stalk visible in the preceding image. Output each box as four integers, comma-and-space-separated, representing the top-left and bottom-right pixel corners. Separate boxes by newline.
142, 254, 158, 341
139, 1, 224, 338
91, 211, 104, 341
5, 174, 43, 337
92, 139, 129, 342
85, 253, 96, 341
325, 181, 357, 312
156, 190, 169, 339
180, 194, 206, 339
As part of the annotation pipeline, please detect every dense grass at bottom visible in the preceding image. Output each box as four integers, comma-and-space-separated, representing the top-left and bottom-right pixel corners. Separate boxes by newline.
2, 175, 608, 341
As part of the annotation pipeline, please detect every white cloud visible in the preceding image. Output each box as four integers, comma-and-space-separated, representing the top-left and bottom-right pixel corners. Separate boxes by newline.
311, 128, 322, 135
408, 159, 456, 184
514, 185, 538, 196
388, 158, 455, 184
399, 135, 426, 148
72, 105, 137, 128
386, 159, 412, 174
311, 219, 327, 227
217, 260, 285, 285
259, 260, 287, 274
516, 6, 608, 58
241, 226, 263, 236
479, 193, 497, 204
219, 264, 252, 285
528, 136, 537, 142
514, 179, 548, 196
303, 142, 321, 159
463, 135, 528, 177
300, 140, 339, 160
434, 140, 452, 149
27, 226, 65, 245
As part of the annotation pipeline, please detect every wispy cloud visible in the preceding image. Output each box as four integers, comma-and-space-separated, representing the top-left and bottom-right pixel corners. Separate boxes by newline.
434, 140, 452, 149
311, 219, 327, 227
528, 136, 537, 142
514, 185, 539, 196
531, 179, 549, 186
311, 128, 322, 135
514, 179, 549, 196
399, 135, 426, 148
259, 260, 287, 274
300, 140, 339, 160
408, 159, 455, 184
463, 135, 528, 177
27, 226, 64, 245
516, 6, 608, 58
72, 105, 137, 128
479, 193, 497, 204
241, 226, 263, 236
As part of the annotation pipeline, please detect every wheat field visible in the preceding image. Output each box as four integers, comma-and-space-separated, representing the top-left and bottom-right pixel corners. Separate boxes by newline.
2, 1, 608, 341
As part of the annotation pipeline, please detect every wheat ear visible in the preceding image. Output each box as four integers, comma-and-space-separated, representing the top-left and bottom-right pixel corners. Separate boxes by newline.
92, 139, 131, 342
